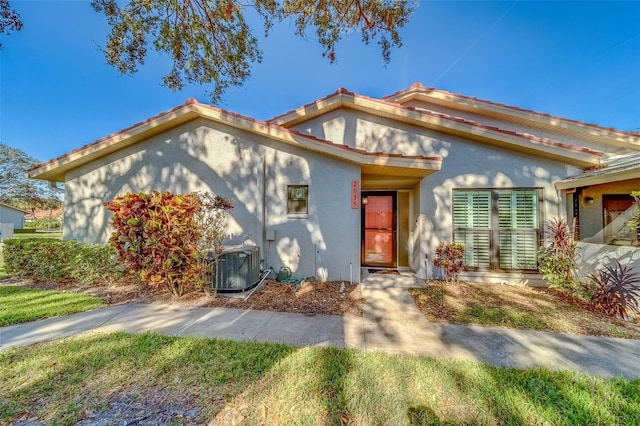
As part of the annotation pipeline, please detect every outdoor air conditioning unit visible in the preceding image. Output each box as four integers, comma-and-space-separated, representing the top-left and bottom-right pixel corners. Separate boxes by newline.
212, 245, 261, 292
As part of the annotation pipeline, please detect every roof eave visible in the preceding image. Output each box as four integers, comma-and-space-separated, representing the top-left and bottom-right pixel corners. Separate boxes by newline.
554, 167, 640, 190
389, 89, 640, 149
29, 106, 202, 182
348, 96, 602, 168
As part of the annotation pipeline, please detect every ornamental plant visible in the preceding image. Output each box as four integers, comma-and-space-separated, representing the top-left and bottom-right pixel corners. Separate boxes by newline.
587, 262, 640, 319
538, 218, 578, 293
104, 191, 201, 297
433, 242, 465, 283
626, 190, 640, 231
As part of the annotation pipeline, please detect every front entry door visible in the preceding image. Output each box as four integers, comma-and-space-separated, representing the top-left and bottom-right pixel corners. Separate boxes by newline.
362, 192, 396, 267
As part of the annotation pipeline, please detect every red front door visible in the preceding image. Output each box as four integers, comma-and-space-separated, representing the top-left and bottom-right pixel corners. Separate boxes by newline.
362, 192, 396, 267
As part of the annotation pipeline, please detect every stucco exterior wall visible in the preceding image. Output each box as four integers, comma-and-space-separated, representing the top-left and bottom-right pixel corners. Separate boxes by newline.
577, 178, 640, 242
291, 109, 439, 156
295, 108, 571, 283
64, 118, 361, 282
575, 242, 640, 280
0, 205, 25, 230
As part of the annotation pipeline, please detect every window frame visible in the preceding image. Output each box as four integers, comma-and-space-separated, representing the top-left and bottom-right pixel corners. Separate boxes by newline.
287, 184, 309, 217
452, 188, 543, 271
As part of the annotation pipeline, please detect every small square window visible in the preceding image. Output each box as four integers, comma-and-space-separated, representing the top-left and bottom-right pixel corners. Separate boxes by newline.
287, 185, 308, 215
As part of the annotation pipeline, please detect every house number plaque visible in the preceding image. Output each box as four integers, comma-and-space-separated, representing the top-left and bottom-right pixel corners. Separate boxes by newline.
351, 179, 359, 209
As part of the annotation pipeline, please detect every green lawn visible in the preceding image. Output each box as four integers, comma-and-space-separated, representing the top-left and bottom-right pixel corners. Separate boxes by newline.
1, 332, 638, 425
0, 286, 104, 326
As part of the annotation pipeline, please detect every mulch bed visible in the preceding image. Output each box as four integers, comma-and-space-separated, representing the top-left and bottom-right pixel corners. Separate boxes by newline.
2, 278, 364, 317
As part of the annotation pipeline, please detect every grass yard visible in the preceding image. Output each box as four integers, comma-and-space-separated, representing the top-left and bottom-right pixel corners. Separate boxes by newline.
410, 281, 640, 339
0, 286, 104, 326
1, 332, 638, 425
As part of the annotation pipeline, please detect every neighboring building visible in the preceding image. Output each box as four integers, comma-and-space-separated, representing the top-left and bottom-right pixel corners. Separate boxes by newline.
24, 208, 63, 224
0, 202, 27, 240
28, 84, 640, 284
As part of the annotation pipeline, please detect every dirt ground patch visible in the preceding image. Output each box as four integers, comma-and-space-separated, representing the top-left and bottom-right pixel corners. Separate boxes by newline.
410, 281, 640, 339
2, 277, 364, 317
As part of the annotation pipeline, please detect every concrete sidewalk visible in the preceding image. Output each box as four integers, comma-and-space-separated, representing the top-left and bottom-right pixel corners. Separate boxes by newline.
1, 275, 640, 379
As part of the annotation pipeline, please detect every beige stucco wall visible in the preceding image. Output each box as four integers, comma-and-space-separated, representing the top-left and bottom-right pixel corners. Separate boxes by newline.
575, 242, 640, 280
64, 118, 361, 282
576, 178, 640, 242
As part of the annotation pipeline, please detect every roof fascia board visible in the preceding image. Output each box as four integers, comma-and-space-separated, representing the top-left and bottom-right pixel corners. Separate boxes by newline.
270, 91, 601, 167
28, 108, 201, 181
390, 90, 639, 149
29, 101, 441, 182
346, 95, 601, 167
554, 167, 640, 190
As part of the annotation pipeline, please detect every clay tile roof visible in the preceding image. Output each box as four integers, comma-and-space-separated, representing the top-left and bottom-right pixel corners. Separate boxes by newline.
29, 96, 440, 177
269, 87, 603, 158
384, 84, 638, 137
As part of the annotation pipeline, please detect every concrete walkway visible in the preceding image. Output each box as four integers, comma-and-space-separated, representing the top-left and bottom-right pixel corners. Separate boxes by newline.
1, 274, 639, 379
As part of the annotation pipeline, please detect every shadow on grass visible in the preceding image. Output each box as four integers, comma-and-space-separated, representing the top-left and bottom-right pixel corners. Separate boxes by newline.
0, 332, 296, 424
2, 333, 639, 425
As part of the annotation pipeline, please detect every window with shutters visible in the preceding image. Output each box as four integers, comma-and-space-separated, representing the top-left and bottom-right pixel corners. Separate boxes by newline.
453, 189, 541, 271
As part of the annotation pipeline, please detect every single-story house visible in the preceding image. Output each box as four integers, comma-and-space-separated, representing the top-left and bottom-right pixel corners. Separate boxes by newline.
25, 208, 63, 223
28, 84, 640, 284
0, 202, 27, 240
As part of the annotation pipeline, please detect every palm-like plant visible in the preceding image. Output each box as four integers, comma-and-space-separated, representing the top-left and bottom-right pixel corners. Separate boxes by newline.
588, 262, 640, 318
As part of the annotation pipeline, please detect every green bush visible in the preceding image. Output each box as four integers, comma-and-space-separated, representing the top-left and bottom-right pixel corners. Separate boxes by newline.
2, 239, 125, 285
538, 218, 578, 293
70, 244, 127, 285
24, 217, 62, 229
3, 239, 78, 282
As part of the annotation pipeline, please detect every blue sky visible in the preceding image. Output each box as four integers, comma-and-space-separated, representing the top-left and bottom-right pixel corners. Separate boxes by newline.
1, 1, 639, 163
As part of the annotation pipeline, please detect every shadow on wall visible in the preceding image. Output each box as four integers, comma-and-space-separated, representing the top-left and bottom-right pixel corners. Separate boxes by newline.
575, 242, 640, 280
64, 118, 354, 279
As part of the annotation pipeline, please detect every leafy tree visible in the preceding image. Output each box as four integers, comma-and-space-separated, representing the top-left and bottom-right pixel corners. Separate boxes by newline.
1, 1, 415, 103
0, 0, 22, 49
0, 143, 62, 212
90, 0, 415, 102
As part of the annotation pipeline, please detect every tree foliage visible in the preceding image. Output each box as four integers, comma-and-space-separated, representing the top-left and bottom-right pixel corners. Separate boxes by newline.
0, 0, 22, 49
4, 0, 415, 102
0, 143, 62, 212
90, 0, 416, 102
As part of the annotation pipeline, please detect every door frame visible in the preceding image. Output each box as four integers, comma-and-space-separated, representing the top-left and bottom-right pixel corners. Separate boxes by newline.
361, 191, 397, 268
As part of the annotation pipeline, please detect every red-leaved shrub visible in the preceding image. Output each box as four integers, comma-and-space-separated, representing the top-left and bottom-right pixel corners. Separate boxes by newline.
104, 191, 204, 297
